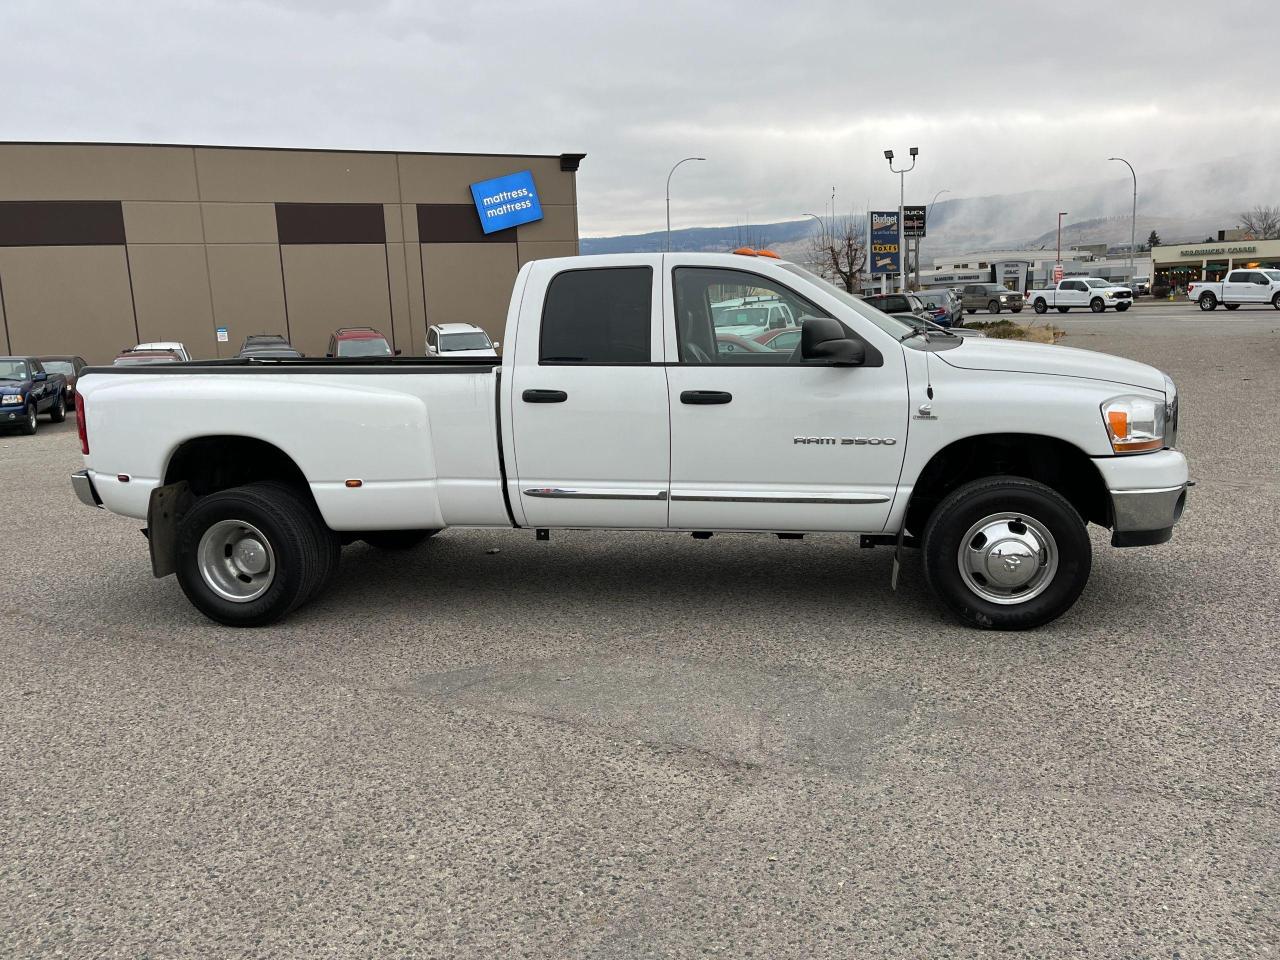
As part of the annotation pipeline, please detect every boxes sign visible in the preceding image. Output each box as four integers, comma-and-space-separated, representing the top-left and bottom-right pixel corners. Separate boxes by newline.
470, 170, 544, 235
869, 211, 901, 275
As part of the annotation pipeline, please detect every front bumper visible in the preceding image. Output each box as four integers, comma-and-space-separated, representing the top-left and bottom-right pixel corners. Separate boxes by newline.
71, 469, 102, 508
1092, 449, 1189, 547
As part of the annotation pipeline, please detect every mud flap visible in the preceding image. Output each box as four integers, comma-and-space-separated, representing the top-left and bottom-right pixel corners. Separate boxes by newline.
891, 523, 906, 591
147, 481, 194, 578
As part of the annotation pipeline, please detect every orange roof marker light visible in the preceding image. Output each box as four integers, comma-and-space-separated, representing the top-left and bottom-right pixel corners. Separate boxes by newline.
756, 249, 781, 259
733, 247, 757, 256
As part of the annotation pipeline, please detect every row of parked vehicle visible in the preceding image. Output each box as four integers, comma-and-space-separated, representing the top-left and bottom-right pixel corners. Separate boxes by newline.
2, 322, 503, 435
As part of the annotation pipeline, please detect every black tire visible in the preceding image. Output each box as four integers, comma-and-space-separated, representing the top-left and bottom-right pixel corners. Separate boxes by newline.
1056, 306, 1069, 313
1273, 293, 1280, 310
1116, 302, 1130, 312
1033, 298, 1048, 314
1198, 292, 1217, 311
48, 392, 66, 423
174, 482, 336, 627
20, 403, 37, 435
252, 480, 341, 600
1090, 298, 1105, 313
361, 529, 438, 550
1224, 303, 1239, 311
922, 476, 1092, 630
987, 301, 1001, 314
965, 308, 976, 315
1011, 306, 1023, 313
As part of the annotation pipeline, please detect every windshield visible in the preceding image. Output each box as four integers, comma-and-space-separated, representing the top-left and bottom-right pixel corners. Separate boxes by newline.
711, 306, 771, 329
1084, 279, 1110, 288
1264, 270, 1280, 282
0, 360, 30, 380
778, 263, 906, 337
337, 338, 392, 357
440, 333, 492, 351
42, 360, 75, 375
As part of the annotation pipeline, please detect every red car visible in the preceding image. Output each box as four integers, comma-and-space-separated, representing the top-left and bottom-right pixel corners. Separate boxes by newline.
326, 326, 398, 358
37, 355, 88, 407
754, 327, 803, 353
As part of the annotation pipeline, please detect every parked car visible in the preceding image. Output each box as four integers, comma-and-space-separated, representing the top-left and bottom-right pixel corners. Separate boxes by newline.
916, 289, 963, 327
238, 334, 302, 359
113, 349, 183, 366
1186, 269, 1280, 311
888, 313, 986, 338
326, 327, 397, 358
710, 297, 797, 337
37, 355, 88, 407
863, 292, 928, 317
72, 250, 1188, 631
0, 356, 69, 434
133, 341, 190, 362
1130, 276, 1151, 297
426, 323, 499, 358
715, 333, 775, 357
1028, 278, 1133, 314
961, 283, 1024, 315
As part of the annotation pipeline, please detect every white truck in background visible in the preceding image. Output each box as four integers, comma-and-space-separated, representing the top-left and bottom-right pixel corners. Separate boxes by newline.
1187, 268, 1280, 311
71, 252, 1188, 631
1028, 278, 1135, 314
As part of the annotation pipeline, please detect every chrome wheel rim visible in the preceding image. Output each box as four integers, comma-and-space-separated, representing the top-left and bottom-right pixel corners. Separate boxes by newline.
957, 512, 1058, 605
197, 519, 275, 602
27, 407, 36, 429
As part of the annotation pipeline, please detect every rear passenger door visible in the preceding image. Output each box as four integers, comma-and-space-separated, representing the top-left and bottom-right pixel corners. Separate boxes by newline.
509, 257, 670, 528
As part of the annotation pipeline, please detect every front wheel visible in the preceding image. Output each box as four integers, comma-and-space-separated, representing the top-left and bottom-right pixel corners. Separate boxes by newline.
175, 482, 338, 627
922, 476, 1092, 630
48, 392, 66, 423
1199, 292, 1217, 311
1273, 292, 1280, 310
1090, 298, 1106, 313
1033, 299, 1048, 314
20, 403, 38, 435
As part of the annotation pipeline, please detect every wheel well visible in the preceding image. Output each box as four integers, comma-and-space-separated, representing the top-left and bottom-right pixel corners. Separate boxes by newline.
905, 434, 1109, 537
165, 436, 315, 508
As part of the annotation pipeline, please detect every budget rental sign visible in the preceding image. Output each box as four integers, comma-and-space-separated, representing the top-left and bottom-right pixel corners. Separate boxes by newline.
869, 211, 900, 275
470, 170, 543, 234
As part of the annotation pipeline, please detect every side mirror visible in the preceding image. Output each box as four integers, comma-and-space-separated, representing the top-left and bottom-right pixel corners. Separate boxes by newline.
34, 371, 47, 381
800, 318, 864, 366
394, 348, 402, 356
492, 341, 502, 351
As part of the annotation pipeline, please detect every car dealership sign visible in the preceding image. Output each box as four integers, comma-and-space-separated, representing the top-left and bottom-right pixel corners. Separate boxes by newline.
470, 170, 544, 234
869, 210, 900, 274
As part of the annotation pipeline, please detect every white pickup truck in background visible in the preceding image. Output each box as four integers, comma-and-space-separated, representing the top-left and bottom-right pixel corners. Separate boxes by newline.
71, 252, 1188, 631
1028, 278, 1135, 314
1187, 268, 1280, 311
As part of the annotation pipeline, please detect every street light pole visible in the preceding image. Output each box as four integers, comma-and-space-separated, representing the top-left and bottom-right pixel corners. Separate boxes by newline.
927, 188, 949, 222
665, 157, 706, 252
885, 147, 918, 293
1057, 211, 1069, 280
1109, 157, 1137, 284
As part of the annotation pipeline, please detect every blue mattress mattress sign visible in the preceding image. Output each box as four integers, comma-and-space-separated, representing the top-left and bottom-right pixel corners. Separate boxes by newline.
470, 170, 544, 234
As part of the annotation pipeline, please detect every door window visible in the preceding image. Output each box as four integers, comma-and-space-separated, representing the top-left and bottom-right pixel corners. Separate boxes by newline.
673, 267, 832, 364
540, 267, 652, 364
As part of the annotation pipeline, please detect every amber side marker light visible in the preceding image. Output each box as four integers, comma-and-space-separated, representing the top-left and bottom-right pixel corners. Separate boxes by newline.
756, 249, 781, 259
732, 247, 757, 256
345, 479, 363, 488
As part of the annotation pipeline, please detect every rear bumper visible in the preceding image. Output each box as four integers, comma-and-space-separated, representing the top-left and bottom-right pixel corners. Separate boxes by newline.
71, 469, 102, 508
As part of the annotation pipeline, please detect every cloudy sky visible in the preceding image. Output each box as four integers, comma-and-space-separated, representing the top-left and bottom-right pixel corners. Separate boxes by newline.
3, 0, 1277, 236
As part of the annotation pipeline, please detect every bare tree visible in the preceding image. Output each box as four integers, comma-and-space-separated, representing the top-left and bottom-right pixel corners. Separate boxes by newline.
1239, 204, 1280, 240
807, 214, 867, 293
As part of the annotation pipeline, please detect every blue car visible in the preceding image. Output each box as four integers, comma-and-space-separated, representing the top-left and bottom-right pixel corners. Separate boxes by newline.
0, 356, 69, 435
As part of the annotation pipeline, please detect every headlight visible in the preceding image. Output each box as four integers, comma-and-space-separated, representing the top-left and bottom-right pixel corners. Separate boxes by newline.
1, 395, 24, 405
999, 294, 1009, 300
1101, 395, 1165, 454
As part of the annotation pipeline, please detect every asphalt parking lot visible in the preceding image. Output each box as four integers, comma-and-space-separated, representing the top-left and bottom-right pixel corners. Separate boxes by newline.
2, 302, 1277, 959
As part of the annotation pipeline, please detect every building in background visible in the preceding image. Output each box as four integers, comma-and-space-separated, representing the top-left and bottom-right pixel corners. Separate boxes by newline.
1150, 235, 1280, 289
920, 247, 1153, 291
0, 142, 584, 362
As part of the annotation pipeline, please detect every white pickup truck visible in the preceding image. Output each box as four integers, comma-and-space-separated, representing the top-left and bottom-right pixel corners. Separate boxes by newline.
1187, 268, 1280, 311
71, 252, 1188, 630
1029, 278, 1135, 314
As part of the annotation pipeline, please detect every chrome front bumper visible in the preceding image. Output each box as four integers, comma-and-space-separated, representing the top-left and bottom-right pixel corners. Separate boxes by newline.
71, 469, 102, 508
1109, 483, 1188, 547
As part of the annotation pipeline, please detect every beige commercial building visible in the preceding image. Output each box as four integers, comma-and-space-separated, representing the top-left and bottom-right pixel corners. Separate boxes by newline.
1151, 235, 1280, 289
0, 142, 584, 362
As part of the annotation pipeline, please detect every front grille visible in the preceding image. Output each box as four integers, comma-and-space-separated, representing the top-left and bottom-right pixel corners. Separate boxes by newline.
1115, 290, 1133, 299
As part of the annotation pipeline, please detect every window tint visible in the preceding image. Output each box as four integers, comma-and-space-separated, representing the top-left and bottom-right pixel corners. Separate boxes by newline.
540, 267, 652, 363
674, 267, 831, 364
